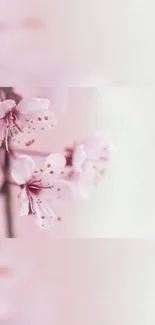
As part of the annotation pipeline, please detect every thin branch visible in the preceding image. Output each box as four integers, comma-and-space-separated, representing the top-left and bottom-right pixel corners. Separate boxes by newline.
3, 148, 14, 238
0, 87, 18, 238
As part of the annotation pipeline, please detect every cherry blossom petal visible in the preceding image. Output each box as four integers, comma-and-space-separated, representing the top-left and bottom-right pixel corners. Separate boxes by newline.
66, 171, 89, 199
11, 155, 36, 185
36, 108, 57, 124
72, 144, 87, 172
20, 108, 57, 137
75, 181, 89, 199
11, 128, 36, 148
19, 188, 29, 216
28, 108, 57, 129
33, 200, 57, 230
41, 179, 74, 206
36, 216, 55, 230
44, 153, 66, 173
17, 97, 50, 115
82, 132, 106, 157
0, 120, 6, 145
0, 100, 15, 119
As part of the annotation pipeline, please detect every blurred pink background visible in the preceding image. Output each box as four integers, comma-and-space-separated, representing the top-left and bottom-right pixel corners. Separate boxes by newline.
0, 0, 155, 85
0, 240, 155, 324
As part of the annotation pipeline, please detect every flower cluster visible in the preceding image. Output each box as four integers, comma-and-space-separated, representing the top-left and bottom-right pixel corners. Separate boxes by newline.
0, 90, 110, 231
0, 97, 56, 151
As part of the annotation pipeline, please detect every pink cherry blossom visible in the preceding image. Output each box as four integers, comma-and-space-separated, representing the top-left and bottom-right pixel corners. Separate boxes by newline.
65, 132, 110, 198
11, 154, 73, 230
0, 97, 57, 151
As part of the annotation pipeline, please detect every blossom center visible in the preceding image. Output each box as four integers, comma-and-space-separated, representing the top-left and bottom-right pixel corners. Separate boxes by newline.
65, 148, 74, 166
26, 178, 42, 197
5, 108, 20, 128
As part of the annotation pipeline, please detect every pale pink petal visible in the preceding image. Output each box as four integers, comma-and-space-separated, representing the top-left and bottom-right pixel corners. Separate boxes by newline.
67, 172, 89, 199
32, 199, 56, 230
19, 188, 29, 216
0, 120, 6, 143
11, 128, 36, 148
44, 153, 66, 172
72, 145, 87, 172
36, 216, 55, 230
11, 155, 36, 185
75, 181, 89, 199
41, 179, 74, 206
82, 158, 108, 187
19, 108, 57, 137
82, 132, 105, 157
17, 97, 50, 115
0, 100, 15, 118
29, 108, 57, 129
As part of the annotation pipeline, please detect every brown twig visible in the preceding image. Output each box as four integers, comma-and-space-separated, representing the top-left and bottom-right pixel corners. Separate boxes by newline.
0, 87, 21, 238
3, 147, 14, 238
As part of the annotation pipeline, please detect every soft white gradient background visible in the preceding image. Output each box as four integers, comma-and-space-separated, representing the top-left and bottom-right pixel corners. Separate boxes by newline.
0, 87, 155, 238
0, 0, 155, 85
0, 240, 155, 324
